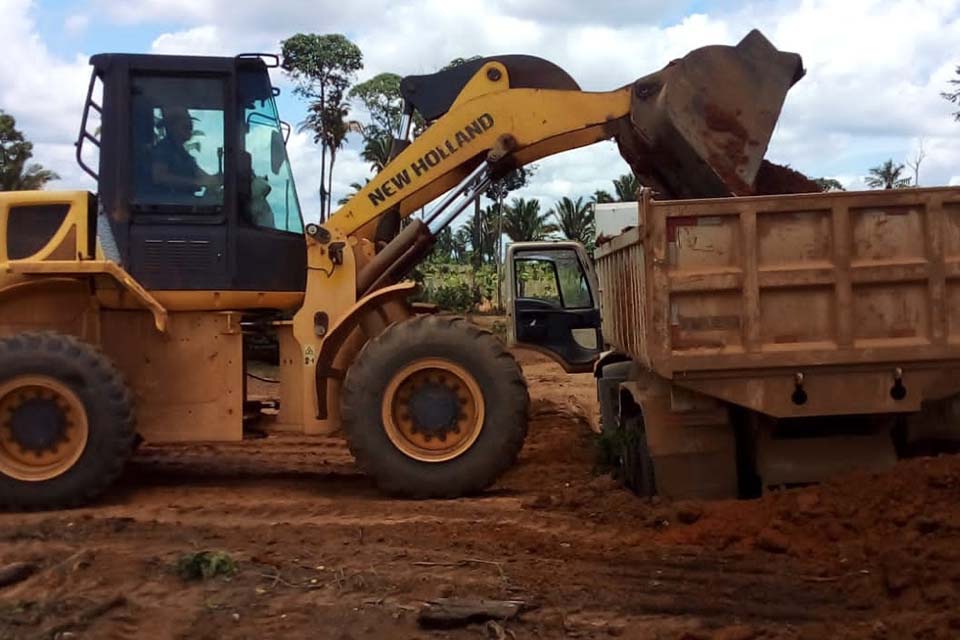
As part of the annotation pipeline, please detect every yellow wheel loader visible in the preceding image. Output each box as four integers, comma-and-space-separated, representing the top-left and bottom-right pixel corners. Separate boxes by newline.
0, 31, 802, 509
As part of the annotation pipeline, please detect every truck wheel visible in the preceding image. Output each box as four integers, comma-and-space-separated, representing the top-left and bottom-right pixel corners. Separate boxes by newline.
620, 412, 656, 497
341, 315, 529, 497
0, 332, 135, 510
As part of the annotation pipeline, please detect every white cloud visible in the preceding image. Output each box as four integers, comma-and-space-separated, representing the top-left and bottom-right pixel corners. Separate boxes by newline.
0, 0, 94, 189
4, 0, 960, 213
64, 14, 89, 35
97, 0, 214, 25
491, 0, 675, 25
151, 26, 226, 56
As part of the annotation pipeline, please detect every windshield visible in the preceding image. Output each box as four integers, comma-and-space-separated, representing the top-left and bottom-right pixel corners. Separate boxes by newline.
238, 69, 303, 234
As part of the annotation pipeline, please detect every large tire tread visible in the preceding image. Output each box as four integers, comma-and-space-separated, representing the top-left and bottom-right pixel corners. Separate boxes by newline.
0, 332, 135, 511
342, 315, 528, 498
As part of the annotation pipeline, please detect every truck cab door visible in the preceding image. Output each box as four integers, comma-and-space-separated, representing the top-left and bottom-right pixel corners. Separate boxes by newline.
505, 242, 601, 373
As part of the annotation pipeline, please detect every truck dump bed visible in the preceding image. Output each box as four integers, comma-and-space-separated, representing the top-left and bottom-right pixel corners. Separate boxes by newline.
595, 186, 960, 418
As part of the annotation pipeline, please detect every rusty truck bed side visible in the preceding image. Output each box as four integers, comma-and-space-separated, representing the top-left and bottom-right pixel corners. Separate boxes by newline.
595, 186, 960, 418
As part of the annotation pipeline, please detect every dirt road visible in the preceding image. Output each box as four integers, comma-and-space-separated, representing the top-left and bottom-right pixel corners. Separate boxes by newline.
1, 353, 959, 639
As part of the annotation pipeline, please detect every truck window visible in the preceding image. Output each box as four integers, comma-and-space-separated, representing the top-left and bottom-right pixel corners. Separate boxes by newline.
130, 76, 225, 212
514, 249, 592, 309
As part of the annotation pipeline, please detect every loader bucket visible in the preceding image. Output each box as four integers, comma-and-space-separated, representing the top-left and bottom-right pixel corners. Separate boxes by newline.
617, 29, 805, 199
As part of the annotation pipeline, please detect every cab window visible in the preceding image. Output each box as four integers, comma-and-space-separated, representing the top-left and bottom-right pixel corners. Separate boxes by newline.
514, 249, 592, 309
130, 76, 225, 212
238, 71, 304, 234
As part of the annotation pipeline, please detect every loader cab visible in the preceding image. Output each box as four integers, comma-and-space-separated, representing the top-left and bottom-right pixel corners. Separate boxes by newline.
78, 53, 306, 294
505, 241, 601, 372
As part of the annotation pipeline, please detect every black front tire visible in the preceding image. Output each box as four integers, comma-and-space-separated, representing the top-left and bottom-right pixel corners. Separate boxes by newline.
341, 316, 529, 498
0, 332, 135, 510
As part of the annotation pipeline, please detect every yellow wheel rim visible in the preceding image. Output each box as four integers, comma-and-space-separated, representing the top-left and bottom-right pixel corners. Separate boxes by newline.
381, 358, 485, 463
0, 376, 89, 482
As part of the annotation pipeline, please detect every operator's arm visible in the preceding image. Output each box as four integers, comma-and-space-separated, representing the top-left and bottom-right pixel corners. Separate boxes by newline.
152, 162, 219, 191
151, 141, 220, 194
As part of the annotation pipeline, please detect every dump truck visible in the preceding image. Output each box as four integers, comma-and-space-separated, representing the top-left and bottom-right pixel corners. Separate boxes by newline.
507, 185, 960, 499
0, 31, 803, 509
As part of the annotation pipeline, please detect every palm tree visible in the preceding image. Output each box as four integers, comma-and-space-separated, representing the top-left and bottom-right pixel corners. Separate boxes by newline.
362, 132, 393, 174
1, 110, 59, 191
866, 160, 911, 189
502, 198, 557, 242
428, 226, 457, 263
591, 189, 614, 204
551, 196, 594, 245
813, 178, 845, 192
337, 179, 370, 205
453, 226, 473, 263
612, 174, 640, 201
460, 205, 500, 263
324, 105, 363, 214
300, 101, 362, 218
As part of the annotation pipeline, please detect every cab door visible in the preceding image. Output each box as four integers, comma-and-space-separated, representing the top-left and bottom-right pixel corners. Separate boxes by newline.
505, 241, 601, 373
124, 72, 232, 291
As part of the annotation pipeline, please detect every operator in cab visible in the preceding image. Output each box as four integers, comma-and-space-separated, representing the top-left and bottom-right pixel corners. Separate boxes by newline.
150, 107, 221, 199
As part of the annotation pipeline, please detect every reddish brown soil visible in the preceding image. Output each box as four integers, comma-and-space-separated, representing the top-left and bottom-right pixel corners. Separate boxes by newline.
1, 352, 959, 639
753, 161, 822, 195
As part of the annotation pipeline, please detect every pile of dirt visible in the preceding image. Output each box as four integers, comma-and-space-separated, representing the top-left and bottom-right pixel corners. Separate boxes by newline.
529, 443, 960, 638
753, 159, 822, 194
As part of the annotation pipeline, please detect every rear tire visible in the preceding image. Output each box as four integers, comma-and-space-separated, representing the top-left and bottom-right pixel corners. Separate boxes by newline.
341, 315, 529, 498
0, 332, 135, 510
620, 412, 656, 497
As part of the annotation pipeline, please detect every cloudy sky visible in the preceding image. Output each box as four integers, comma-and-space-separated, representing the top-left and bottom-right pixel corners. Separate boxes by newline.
2, 0, 959, 222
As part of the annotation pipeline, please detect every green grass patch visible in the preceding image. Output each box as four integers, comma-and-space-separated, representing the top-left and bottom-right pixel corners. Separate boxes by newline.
176, 551, 237, 581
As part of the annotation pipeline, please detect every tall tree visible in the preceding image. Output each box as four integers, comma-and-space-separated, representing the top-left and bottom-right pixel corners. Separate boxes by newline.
813, 178, 845, 192
428, 226, 457, 263
337, 179, 370, 205
443, 56, 483, 71
349, 72, 403, 138
866, 159, 911, 189
906, 139, 926, 186
360, 133, 393, 173
0, 110, 59, 191
350, 71, 431, 177
460, 205, 500, 264
483, 166, 535, 265
302, 101, 362, 214
484, 167, 533, 205
551, 196, 595, 246
281, 33, 363, 220
944, 65, 960, 121
591, 189, 614, 204
453, 226, 473, 263
502, 198, 557, 242
612, 173, 640, 202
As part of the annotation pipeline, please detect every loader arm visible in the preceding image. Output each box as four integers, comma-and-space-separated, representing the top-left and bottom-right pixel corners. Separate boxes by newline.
325, 61, 632, 241
315, 29, 804, 279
